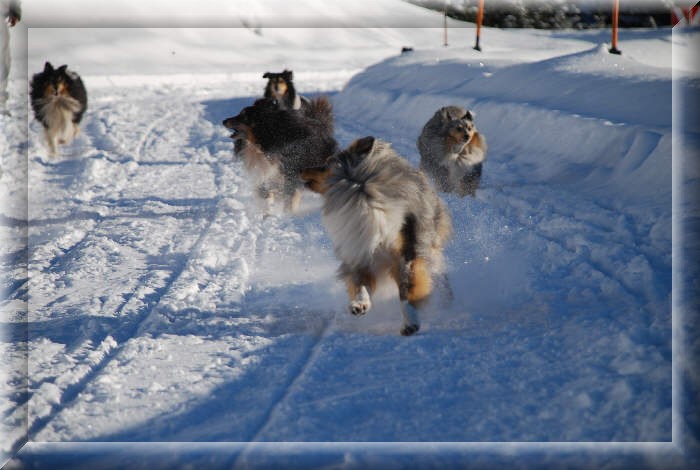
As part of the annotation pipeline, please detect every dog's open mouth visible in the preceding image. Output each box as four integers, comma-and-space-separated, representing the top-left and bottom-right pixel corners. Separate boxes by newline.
223, 118, 247, 140
224, 123, 243, 140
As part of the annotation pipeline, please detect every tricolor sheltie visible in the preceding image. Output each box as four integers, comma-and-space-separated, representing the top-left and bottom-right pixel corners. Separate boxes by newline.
417, 106, 487, 197
223, 96, 337, 213
30, 62, 88, 157
262, 70, 309, 111
301, 136, 452, 336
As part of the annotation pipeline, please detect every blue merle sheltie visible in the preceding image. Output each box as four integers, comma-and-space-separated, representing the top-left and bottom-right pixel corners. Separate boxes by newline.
301, 136, 452, 336
30, 62, 88, 157
417, 106, 487, 197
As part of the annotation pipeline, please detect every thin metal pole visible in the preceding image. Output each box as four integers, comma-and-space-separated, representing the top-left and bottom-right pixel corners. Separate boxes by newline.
609, 0, 622, 54
444, 6, 448, 46
474, 0, 484, 51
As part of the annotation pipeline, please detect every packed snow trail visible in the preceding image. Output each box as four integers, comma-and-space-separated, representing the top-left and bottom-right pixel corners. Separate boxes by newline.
12, 53, 672, 445
12, 76, 345, 445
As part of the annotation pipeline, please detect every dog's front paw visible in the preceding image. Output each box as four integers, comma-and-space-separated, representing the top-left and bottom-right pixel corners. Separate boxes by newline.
350, 299, 371, 316
400, 324, 420, 336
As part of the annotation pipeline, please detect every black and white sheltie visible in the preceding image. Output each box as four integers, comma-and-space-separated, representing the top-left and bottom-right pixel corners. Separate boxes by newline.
223, 96, 337, 213
262, 69, 309, 111
30, 62, 88, 157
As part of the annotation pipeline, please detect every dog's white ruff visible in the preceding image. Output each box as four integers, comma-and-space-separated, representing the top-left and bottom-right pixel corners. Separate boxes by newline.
441, 142, 485, 190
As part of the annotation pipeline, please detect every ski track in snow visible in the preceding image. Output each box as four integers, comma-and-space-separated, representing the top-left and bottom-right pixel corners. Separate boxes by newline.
0, 74, 356, 449
21, 88, 226, 447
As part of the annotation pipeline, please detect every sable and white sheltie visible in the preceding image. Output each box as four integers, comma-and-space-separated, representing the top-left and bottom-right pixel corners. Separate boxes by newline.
223, 96, 337, 213
30, 62, 88, 157
417, 106, 487, 197
262, 70, 309, 111
301, 136, 452, 336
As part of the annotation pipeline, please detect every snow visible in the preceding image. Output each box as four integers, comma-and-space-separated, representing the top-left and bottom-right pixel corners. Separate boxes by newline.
2, 0, 699, 468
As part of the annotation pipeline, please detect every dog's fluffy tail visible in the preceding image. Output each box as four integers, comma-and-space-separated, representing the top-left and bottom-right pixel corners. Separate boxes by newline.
305, 96, 335, 136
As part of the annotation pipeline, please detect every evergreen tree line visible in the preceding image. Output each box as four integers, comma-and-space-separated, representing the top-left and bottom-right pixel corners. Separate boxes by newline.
409, 0, 674, 28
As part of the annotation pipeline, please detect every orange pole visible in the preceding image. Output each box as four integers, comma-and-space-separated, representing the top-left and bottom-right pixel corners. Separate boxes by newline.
474, 0, 484, 51
610, 0, 621, 54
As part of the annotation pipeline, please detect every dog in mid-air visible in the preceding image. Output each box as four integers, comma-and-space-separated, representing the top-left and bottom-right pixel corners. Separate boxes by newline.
417, 106, 487, 197
30, 62, 88, 157
262, 70, 309, 111
301, 136, 452, 336
223, 96, 337, 213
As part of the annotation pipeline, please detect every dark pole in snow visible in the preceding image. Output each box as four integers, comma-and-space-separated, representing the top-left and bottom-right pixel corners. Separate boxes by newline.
443, 5, 448, 46
609, 0, 622, 54
474, 0, 484, 51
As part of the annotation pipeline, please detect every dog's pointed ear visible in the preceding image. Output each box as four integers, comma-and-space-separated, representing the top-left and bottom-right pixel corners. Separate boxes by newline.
350, 136, 376, 157
44, 62, 53, 73
57, 65, 68, 74
464, 110, 474, 121
263, 72, 271, 79
283, 70, 293, 81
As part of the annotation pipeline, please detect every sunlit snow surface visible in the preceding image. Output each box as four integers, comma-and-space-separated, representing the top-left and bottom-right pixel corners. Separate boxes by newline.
1, 0, 699, 468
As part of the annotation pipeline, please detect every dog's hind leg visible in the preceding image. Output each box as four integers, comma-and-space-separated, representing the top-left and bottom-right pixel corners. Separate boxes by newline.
391, 214, 430, 335
405, 258, 432, 335
254, 185, 275, 216
434, 272, 454, 308
400, 303, 420, 336
45, 129, 57, 157
392, 257, 432, 336
264, 190, 276, 215
345, 268, 376, 316
351, 285, 371, 316
284, 188, 302, 214
458, 163, 483, 197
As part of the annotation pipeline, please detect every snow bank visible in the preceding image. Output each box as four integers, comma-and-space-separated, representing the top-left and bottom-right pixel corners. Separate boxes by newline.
335, 41, 675, 206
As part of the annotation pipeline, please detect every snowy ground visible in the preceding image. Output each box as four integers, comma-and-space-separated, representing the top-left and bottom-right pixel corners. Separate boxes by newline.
2, 0, 700, 468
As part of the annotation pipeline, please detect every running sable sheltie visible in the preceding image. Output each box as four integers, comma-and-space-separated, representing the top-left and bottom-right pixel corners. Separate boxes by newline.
417, 106, 487, 197
223, 96, 337, 213
30, 62, 88, 157
301, 136, 452, 336
262, 70, 309, 111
